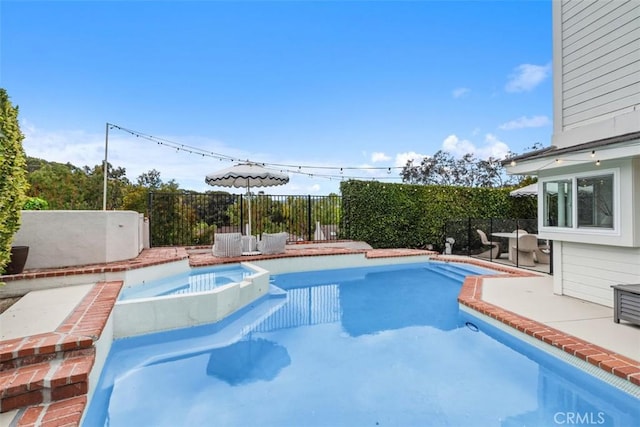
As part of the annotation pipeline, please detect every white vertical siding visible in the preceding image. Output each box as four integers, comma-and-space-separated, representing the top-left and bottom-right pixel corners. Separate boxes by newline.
559, 241, 640, 307
559, 0, 640, 130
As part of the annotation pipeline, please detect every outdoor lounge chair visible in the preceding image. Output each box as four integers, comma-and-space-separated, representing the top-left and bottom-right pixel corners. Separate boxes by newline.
212, 232, 243, 257
476, 229, 500, 259
535, 243, 551, 264
257, 232, 288, 255
513, 234, 538, 266
508, 229, 528, 261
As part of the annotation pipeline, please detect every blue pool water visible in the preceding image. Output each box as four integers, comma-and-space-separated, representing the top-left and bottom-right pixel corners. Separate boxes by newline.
85, 262, 639, 426
118, 264, 256, 300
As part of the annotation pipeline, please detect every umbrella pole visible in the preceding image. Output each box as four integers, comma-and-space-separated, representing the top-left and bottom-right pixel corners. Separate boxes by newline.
247, 183, 252, 236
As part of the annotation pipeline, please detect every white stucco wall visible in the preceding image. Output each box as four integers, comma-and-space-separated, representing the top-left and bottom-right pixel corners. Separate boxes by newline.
12, 210, 147, 270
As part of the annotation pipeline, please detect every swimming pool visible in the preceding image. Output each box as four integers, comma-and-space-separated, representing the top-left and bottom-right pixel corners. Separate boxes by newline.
84, 262, 639, 426
118, 264, 257, 300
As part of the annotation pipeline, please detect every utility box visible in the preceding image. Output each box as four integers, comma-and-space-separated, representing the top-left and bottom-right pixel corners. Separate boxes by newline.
611, 284, 640, 326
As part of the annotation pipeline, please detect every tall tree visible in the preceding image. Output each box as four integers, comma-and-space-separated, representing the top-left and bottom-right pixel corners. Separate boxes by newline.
0, 89, 29, 274
28, 162, 88, 209
401, 150, 520, 188
137, 169, 163, 189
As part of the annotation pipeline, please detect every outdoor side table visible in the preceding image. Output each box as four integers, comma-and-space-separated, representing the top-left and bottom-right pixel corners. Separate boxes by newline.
611, 284, 640, 326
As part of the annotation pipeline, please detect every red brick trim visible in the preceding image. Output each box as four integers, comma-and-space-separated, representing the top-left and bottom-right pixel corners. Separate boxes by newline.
0, 248, 188, 283
450, 259, 640, 387
0, 281, 122, 424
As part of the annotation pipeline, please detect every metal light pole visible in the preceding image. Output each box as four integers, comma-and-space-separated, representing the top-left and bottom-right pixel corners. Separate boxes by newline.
103, 123, 109, 210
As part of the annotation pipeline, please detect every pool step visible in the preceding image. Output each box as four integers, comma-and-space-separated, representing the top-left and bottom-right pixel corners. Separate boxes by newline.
0, 352, 94, 413
427, 264, 468, 282
0, 332, 93, 371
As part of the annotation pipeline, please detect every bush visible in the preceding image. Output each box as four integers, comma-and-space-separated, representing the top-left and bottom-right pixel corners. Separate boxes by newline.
23, 197, 49, 210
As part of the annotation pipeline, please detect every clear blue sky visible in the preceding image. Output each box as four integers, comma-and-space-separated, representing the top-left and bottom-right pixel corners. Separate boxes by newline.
1, 0, 552, 195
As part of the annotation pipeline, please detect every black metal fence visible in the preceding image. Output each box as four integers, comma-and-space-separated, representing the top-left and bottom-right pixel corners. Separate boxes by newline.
444, 218, 553, 274
148, 192, 342, 247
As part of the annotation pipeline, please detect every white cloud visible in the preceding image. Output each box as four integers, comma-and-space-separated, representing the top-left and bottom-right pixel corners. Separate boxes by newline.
442, 134, 475, 157
499, 115, 550, 130
394, 151, 427, 167
478, 134, 510, 159
21, 121, 105, 166
505, 63, 551, 93
452, 87, 470, 98
441, 133, 510, 160
371, 152, 391, 162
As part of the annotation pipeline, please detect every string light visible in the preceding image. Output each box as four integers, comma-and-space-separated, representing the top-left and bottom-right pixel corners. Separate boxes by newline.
108, 123, 405, 182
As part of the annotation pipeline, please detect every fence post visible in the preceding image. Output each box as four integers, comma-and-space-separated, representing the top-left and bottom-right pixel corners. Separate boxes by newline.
307, 195, 312, 241
240, 194, 244, 235
148, 191, 153, 247
467, 217, 471, 256
489, 217, 493, 261
515, 218, 520, 267
442, 223, 447, 254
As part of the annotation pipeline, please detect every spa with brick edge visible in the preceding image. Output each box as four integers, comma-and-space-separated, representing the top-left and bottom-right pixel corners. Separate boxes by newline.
1, 247, 639, 426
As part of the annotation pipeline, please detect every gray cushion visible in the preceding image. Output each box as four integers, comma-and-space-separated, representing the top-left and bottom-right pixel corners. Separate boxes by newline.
257, 232, 288, 255
213, 233, 243, 257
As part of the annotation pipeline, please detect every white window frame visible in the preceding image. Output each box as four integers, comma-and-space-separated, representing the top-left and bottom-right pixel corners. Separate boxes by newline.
539, 168, 619, 234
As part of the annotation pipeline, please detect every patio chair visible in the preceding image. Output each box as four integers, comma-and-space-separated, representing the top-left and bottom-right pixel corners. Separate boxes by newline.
508, 229, 528, 261
513, 234, 538, 266
535, 243, 551, 264
257, 232, 288, 255
212, 232, 243, 257
476, 229, 500, 259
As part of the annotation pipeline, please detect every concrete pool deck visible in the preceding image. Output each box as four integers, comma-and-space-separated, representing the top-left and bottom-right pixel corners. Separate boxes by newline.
1, 243, 639, 426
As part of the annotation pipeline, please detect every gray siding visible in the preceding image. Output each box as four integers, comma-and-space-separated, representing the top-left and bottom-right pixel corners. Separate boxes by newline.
560, 241, 640, 307
560, 0, 640, 129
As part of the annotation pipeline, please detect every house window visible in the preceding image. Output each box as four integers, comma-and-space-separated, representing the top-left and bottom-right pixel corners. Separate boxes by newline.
543, 180, 572, 227
542, 170, 616, 231
577, 174, 614, 228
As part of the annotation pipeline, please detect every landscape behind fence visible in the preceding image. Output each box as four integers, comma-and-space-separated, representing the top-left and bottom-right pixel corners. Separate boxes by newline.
148, 192, 343, 247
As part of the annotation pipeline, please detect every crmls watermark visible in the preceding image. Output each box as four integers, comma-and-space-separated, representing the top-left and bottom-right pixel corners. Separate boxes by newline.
553, 412, 606, 425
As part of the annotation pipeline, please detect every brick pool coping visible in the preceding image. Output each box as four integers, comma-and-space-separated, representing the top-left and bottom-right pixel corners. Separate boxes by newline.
1, 248, 638, 425
436, 255, 640, 387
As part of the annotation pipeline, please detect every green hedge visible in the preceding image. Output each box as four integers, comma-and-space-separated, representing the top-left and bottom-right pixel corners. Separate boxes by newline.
0, 89, 29, 275
340, 180, 536, 250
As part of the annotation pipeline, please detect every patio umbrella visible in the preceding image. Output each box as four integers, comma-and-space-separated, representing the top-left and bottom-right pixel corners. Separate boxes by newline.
205, 162, 289, 235
509, 183, 538, 197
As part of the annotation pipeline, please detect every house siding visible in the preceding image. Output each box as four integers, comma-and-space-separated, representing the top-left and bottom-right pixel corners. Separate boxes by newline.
559, 241, 640, 307
553, 0, 640, 147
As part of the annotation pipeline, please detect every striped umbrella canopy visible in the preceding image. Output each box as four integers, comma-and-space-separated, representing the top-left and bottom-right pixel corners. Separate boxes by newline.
205, 163, 289, 235
509, 183, 538, 197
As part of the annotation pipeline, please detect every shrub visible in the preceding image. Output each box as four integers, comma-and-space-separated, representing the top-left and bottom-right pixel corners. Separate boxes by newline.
23, 196, 49, 210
